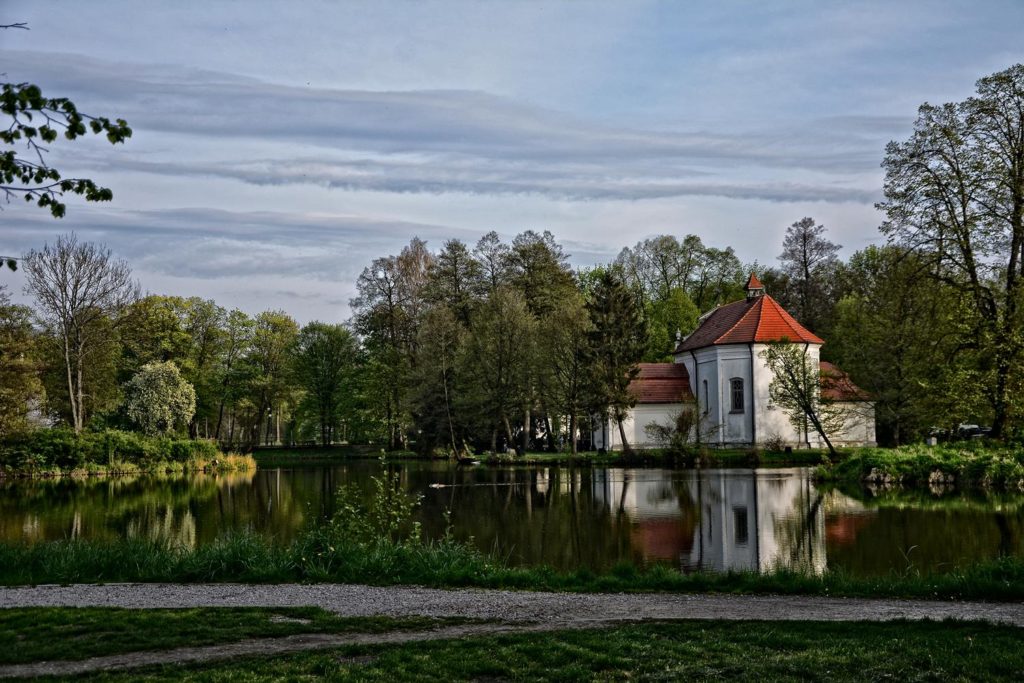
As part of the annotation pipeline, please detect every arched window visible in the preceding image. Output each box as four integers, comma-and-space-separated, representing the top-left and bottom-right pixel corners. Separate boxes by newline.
702, 379, 709, 414
730, 378, 744, 413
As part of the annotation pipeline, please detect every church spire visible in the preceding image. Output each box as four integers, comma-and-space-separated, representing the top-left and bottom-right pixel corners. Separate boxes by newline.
745, 272, 765, 300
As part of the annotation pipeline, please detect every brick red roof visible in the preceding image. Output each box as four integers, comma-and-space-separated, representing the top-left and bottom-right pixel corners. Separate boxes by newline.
676, 294, 824, 351
820, 361, 870, 402
745, 272, 764, 290
628, 363, 694, 404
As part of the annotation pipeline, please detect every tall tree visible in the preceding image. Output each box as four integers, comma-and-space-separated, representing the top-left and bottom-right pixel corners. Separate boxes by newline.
0, 287, 42, 436
425, 239, 483, 325
778, 217, 842, 333
540, 293, 593, 454
292, 322, 357, 446
473, 231, 510, 293
411, 306, 466, 454
247, 310, 299, 446
213, 309, 254, 445
587, 271, 646, 453
643, 287, 699, 361
831, 246, 972, 444
506, 230, 574, 317
879, 63, 1024, 437
23, 234, 138, 432
351, 238, 432, 449
460, 287, 535, 454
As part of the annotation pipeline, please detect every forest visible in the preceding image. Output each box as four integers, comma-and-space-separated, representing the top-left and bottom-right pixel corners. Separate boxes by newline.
2, 63, 1023, 454
0, 217, 1010, 453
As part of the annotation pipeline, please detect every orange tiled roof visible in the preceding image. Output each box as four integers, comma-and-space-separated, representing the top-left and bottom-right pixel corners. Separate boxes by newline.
628, 363, 694, 404
820, 361, 870, 402
745, 272, 764, 290
676, 294, 823, 351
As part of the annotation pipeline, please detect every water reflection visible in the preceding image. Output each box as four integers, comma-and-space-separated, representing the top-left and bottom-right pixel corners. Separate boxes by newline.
2, 462, 1024, 576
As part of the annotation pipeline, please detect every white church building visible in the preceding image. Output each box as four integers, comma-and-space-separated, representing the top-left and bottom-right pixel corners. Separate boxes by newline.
593, 274, 876, 450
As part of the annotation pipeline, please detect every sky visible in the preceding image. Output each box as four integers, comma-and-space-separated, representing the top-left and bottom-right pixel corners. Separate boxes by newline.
2, 0, 1023, 322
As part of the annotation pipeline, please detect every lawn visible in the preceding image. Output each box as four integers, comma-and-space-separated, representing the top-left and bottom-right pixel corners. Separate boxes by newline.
28, 618, 1024, 682
0, 607, 456, 665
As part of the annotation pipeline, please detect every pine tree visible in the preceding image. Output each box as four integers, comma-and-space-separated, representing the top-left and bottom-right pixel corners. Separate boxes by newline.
587, 270, 646, 453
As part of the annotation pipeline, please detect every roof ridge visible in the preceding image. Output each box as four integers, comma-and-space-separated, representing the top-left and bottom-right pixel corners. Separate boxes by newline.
715, 297, 761, 344
761, 295, 824, 344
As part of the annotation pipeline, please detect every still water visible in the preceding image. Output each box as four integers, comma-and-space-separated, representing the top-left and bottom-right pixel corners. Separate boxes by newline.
3, 462, 1023, 576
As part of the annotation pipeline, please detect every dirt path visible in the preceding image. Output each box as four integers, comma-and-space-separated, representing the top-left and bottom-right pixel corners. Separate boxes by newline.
2, 584, 1023, 678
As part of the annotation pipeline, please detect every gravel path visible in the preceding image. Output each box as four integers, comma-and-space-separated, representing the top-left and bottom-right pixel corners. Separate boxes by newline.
3, 583, 1023, 626
2, 585, 1023, 678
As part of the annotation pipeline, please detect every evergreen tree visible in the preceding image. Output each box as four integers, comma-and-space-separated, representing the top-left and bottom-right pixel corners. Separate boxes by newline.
587, 271, 646, 453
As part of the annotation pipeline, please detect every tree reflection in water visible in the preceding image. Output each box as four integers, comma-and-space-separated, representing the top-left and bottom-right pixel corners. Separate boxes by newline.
3, 462, 1024, 576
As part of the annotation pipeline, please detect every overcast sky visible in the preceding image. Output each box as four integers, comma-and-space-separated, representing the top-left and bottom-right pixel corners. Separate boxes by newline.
3, 1, 1022, 322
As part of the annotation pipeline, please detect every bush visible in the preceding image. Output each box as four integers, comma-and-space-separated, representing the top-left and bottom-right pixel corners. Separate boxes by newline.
0, 428, 228, 475
819, 443, 1024, 490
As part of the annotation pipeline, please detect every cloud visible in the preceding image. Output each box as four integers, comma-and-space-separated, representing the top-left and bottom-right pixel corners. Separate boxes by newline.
4, 205, 462, 280
81, 156, 877, 204
4, 50, 888, 204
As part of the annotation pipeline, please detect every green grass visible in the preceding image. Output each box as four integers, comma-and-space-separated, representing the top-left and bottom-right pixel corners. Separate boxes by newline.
0, 607, 447, 665
4, 533, 1024, 601
818, 443, 1024, 490
58, 619, 1024, 682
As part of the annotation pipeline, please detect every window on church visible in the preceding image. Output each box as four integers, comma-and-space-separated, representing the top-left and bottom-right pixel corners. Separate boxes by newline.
730, 378, 744, 413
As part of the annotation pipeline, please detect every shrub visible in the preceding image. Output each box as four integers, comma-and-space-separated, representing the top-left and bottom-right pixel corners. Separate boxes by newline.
819, 443, 1024, 490
0, 428, 228, 475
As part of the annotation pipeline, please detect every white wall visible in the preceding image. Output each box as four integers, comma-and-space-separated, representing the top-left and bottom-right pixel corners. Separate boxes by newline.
598, 343, 876, 450
595, 404, 688, 450
750, 342, 823, 447
831, 401, 877, 446
681, 345, 755, 446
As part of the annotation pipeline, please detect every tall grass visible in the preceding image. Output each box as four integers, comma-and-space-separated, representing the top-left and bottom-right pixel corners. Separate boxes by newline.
4, 535, 1024, 601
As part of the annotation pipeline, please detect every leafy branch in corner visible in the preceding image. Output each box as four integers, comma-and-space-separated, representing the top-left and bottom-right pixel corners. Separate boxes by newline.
1, 23, 132, 218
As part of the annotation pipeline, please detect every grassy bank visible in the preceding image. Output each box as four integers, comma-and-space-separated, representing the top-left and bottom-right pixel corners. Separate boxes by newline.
253, 444, 832, 469
817, 443, 1024, 490
253, 445, 417, 467
0, 429, 254, 478
3, 533, 1024, 601
41, 619, 1024, 682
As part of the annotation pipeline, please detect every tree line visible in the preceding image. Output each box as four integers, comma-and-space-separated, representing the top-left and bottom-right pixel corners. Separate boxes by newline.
2, 63, 1023, 450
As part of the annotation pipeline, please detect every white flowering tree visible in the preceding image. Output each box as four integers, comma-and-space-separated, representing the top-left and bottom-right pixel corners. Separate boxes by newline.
124, 361, 196, 436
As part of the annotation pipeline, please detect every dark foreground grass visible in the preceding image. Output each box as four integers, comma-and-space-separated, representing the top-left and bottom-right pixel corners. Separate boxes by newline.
0, 607, 446, 665
59, 619, 1024, 682
4, 533, 1024, 601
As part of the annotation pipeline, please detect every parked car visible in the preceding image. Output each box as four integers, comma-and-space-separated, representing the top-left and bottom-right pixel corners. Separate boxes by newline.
957, 424, 991, 439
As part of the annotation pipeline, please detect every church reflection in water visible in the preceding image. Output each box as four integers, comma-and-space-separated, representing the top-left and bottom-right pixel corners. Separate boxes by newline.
589, 468, 857, 574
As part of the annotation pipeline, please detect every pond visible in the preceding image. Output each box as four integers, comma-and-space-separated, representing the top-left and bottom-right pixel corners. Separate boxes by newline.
2, 461, 1023, 576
